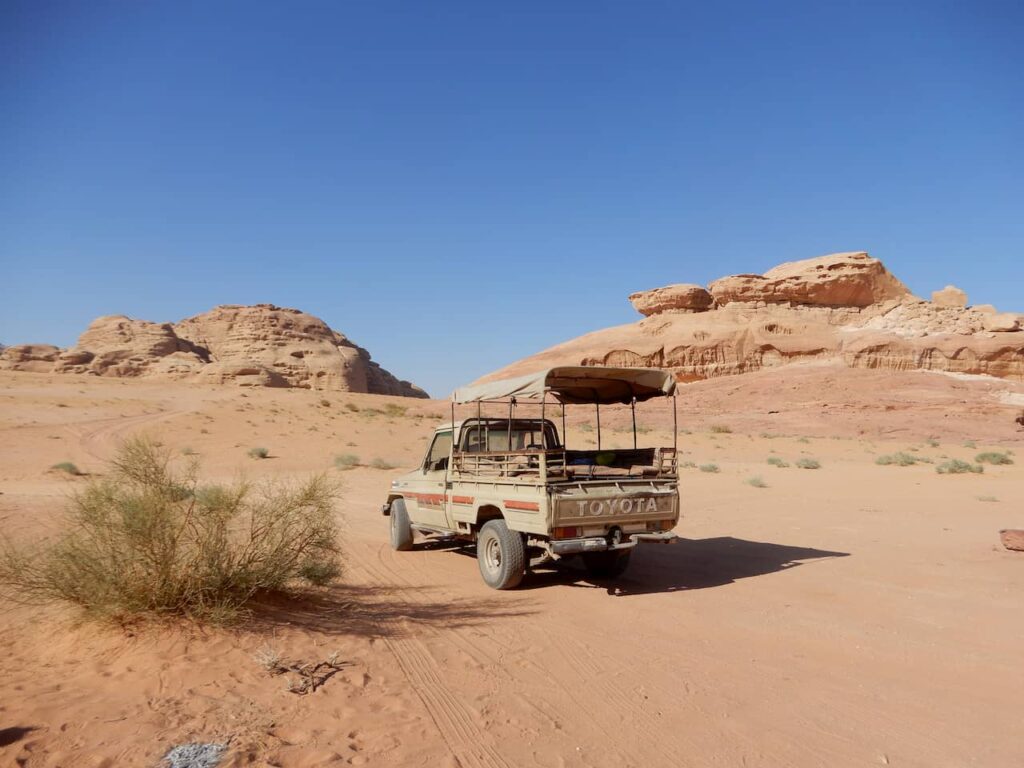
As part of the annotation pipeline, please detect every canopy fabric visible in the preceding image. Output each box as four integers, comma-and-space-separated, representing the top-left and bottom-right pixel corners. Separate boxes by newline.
452, 366, 676, 405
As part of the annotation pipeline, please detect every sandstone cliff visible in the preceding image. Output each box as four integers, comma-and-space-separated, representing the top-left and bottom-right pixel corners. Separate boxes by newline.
2, 304, 428, 397
483, 252, 1023, 383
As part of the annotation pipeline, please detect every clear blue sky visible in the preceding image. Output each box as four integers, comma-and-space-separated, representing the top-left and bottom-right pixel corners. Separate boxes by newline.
2, 1, 1021, 397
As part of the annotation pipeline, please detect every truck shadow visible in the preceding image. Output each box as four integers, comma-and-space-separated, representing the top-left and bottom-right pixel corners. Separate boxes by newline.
526, 536, 849, 595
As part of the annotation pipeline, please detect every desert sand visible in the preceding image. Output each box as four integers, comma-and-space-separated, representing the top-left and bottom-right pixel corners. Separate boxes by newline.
1, 364, 1023, 767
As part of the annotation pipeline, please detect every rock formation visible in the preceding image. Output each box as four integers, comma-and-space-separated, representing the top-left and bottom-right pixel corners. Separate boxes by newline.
629, 284, 714, 316
932, 285, 968, 308
1, 304, 428, 397
481, 252, 1024, 383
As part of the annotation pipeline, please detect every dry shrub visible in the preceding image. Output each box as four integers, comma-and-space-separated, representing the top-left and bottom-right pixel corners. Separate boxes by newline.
0, 437, 341, 623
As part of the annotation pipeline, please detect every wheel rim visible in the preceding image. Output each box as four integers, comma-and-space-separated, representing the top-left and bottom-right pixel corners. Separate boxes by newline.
483, 535, 502, 574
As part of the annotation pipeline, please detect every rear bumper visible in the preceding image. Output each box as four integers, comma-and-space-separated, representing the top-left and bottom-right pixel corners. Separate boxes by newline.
550, 531, 677, 555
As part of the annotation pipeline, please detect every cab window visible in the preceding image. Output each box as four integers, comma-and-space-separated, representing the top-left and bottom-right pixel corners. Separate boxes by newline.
424, 431, 453, 471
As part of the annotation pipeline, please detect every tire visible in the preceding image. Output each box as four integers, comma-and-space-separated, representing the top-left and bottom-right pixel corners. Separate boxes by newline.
583, 549, 632, 579
476, 519, 526, 590
389, 499, 414, 551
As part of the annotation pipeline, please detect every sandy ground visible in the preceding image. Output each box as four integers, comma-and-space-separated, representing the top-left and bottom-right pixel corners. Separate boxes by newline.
1, 366, 1023, 767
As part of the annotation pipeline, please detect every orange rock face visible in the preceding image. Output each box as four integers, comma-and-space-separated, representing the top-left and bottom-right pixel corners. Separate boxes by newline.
481, 251, 1023, 384
629, 284, 714, 315
709, 252, 911, 308
932, 285, 968, 308
2, 305, 428, 397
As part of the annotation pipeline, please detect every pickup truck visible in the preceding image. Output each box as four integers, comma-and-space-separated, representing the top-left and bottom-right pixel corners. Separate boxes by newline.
381, 366, 680, 589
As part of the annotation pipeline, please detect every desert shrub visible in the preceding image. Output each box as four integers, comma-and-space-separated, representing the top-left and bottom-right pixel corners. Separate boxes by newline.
926, 438, 940, 448
344, 402, 360, 413
248, 447, 270, 459
181, 447, 196, 456
975, 451, 1013, 466
334, 454, 360, 470
680, 461, 697, 469
936, 459, 983, 475
578, 422, 594, 432
795, 458, 821, 470
875, 452, 919, 467
361, 407, 385, 417
50, 462, 83, 476
962, 440, 976, 449
699, 463, 719, 473
369, 458, 398, 470
976, 495, 999, 503
383, 404, 408, 418
0, 437, 341, 622
746, 476, 768, 488
319, 399, 331, 408
710, 425, 732, 434
766, 456, 789, 468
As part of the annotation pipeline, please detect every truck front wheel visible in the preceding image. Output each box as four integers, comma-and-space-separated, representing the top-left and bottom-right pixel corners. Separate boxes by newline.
583, 550, 632, 579
477, 520, 526, 590
389, 499, 414, 551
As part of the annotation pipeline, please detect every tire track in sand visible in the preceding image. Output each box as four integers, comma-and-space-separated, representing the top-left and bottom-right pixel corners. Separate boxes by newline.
368, 538, 703, 767
65, 409, 189, 461
346, 546, 513, 768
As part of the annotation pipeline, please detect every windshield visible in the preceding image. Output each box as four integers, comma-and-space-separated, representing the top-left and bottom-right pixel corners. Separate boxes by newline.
460, 419, 560, 452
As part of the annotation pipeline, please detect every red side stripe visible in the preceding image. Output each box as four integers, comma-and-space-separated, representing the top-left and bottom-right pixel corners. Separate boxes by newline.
505, 500, 540, 512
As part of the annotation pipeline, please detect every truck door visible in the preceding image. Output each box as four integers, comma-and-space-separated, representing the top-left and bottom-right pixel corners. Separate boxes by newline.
409, 429, 452, 529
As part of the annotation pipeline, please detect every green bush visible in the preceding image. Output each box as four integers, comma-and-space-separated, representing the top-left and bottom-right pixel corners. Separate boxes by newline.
975, 452, 1013, 466
0, 437, 341, 623
710, 425, 732, 434
334, 454, 360, 470
248, 447, 270, 459
795, 458, 821, 470
767, 456, 789, 468
369, 458, 398, 470
936, 459, 983, 475
50, 462, 83, 476
746, 476, 768, 488
383, 404, 408, 417
699, 463, 719, 473
876, 452, 919, 467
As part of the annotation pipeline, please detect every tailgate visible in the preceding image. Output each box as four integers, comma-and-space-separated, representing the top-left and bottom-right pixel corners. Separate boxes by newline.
550, 482, 678, 528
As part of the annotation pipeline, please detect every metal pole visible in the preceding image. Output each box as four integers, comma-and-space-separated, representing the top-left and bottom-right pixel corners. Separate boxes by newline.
673, 391, 678, 453
508, 397, 515, 451
561, 403, 566, 448
540, 390, 547, 482
477, 401, 482, 451
596, 401, 601, 451
631, 396, 637, 450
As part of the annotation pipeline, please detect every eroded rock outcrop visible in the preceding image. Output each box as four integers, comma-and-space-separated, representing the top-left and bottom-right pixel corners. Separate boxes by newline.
481, 251, 1023, 383
629, 284, 714, 316
932, 285, 968, 308
708, 252, 911, 308
1, 304, 428, 397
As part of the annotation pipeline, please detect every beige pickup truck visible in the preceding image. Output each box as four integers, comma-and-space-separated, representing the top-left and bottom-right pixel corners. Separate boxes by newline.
382, 367, 680, 589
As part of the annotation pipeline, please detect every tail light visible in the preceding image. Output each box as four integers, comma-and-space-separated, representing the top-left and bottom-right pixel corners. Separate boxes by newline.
554, 526, 582, 539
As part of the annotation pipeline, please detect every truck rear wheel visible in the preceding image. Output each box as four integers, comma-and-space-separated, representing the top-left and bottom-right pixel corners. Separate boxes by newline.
477, 519, 526, 590
389, 499, 414, 551
583, 550, 632, 579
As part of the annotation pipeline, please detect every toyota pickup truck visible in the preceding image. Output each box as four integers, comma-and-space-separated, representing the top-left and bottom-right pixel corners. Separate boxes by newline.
382, 367, 680, 589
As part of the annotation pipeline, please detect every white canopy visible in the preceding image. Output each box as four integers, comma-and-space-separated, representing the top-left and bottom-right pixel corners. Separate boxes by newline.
452, 366, 676, 405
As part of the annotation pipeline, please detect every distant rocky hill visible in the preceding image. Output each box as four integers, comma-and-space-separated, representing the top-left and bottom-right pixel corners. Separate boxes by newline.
1, 304, 428, 397
481, 252, 1023, 383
